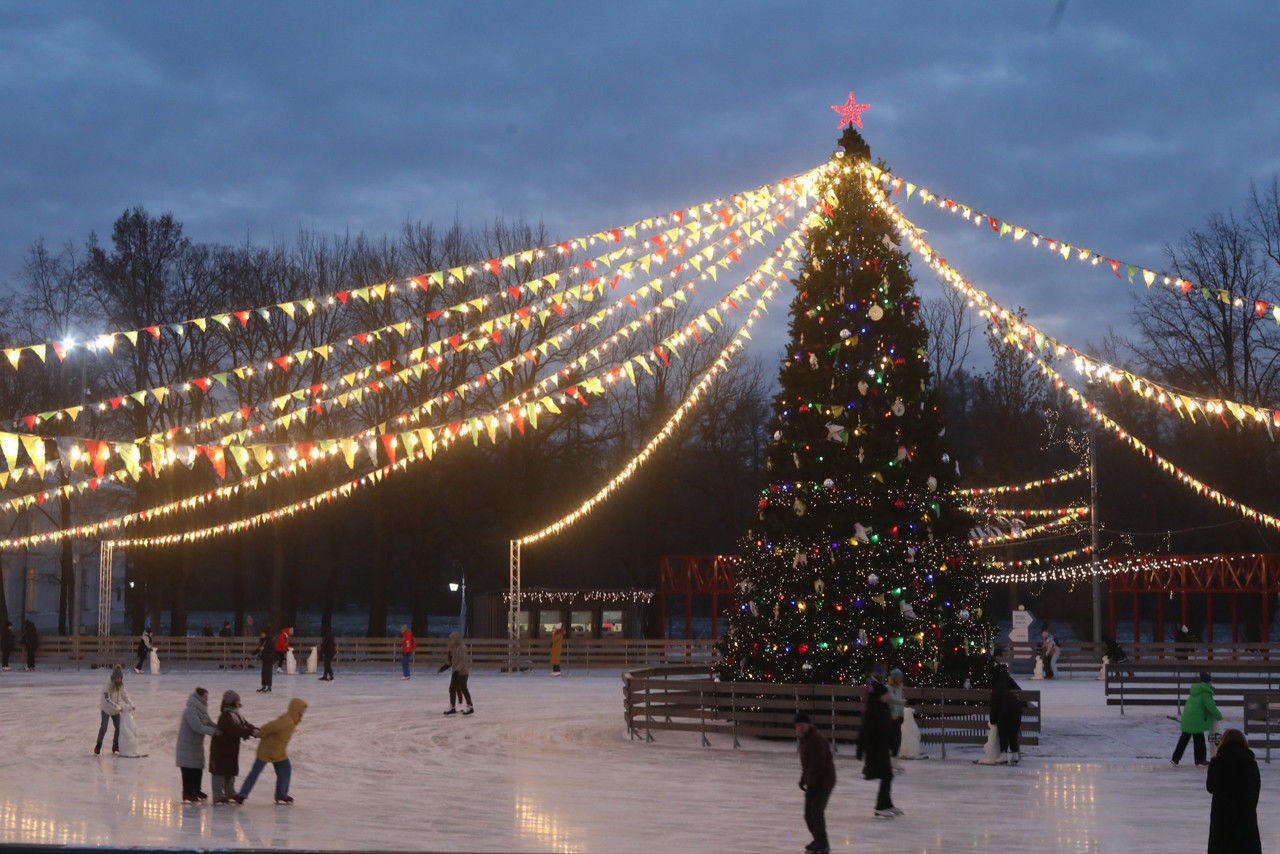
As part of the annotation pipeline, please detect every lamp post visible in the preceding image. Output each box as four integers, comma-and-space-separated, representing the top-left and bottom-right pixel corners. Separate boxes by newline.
449, 562, 467, 637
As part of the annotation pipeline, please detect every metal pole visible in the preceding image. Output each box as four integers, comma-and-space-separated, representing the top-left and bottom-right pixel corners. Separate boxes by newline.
1090, 432, 1102, 643
508, 539, 521, 671
98, 541, 114, 637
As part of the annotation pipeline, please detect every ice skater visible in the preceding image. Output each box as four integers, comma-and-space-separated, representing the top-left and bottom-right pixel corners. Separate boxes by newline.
400, 625, 416, 679
1039, 629, 1059, 679
1, 620, 14, 670
135, 627, 155, 674
273, 627, 292, 673
439, 631, 473, 715
210, 690, 257, 804
94, 665, 133, 755
318, 625, 336, 681
886, 667, 906, 769
21, 619, 37, 670
856, 682, 900, 818
989, 664, 1023, 765
1206, 728, 1261, 853
549, 623, 566, 675
236, 697, 306, 805
176, 687, 219, 803
254, 628, 273, 693
1173, 671, 1222, 767
795, 711, 835, 854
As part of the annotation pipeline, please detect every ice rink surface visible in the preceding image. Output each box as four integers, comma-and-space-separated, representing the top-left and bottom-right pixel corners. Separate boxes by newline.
0, 664, 1276, 853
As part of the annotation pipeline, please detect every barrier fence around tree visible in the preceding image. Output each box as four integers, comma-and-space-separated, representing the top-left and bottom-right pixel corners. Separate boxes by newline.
621, 665, 1040, 758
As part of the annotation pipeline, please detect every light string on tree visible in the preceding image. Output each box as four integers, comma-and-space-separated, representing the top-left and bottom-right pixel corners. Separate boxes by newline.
0, 189, 820, 510
983, 545, 1093, 570
501, 590, 656, 605
961, 504, 1090, 518
969, 512, 1086, 546
953, 467, 1086, 496
0, 212, 819, 550
2, 164, 828, 371
863, 174, 1280, 535
864, 165, 1280, 326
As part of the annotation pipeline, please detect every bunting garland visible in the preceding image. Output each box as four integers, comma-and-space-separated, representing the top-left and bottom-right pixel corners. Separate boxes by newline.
864, 165, 1276, 326
15, 199, 822, 551
1, 165, 827, 372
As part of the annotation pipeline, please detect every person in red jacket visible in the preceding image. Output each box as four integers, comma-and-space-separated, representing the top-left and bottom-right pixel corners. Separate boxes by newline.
274, 628, 292, 674
400, 625, 416, 680
796, 712, 836, 854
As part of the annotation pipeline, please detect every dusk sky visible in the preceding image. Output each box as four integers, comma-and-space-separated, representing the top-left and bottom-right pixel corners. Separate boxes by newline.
3, 2, 1278, 365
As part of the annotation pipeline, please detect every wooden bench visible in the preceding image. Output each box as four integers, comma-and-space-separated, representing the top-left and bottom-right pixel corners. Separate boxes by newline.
622, 665, 1040, 757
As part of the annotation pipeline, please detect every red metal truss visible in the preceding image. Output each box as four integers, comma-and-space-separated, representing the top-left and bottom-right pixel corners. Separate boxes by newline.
658, 555, 737, 639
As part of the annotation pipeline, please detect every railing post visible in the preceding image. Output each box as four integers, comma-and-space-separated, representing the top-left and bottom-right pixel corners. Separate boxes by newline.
699, 688, 710, 748
828, 684, 838, 755
731, 681, 740, 750
644, 679, 654, 743
939, 688, 947, 762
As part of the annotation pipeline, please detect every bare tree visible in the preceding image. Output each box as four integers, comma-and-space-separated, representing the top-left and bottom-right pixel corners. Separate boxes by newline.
920, 281, 975, 389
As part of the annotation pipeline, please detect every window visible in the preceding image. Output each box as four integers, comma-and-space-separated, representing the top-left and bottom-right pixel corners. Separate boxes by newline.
571, 610, 592, 635
601, 610, 623, 634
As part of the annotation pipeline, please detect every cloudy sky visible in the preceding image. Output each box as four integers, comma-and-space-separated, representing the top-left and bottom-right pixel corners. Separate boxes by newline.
2, 1, 1278, 362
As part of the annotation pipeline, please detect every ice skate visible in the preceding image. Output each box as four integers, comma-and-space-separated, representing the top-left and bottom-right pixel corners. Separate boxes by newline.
443, 707, 458, 715
1011, 751, 1020, 766
93, 744, 101, 755
889, 806, 905, 815
462, 706, 474, 715
874, 808, 896, 818
275, 796, 294, 805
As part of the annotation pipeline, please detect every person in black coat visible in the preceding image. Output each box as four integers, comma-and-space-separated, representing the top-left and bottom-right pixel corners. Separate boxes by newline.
318, 626, 336, 681
254, 628, 274, 693
21, 620, 38, 670
1206, 728, 1261, 854
989, 665, 1024, 765
856, 682, 899, 817
1, 620, 14, 670
795, 712, 836, 854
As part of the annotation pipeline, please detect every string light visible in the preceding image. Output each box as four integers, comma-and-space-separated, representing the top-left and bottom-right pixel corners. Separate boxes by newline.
970, 512, 1087, 547
953, 467, 1087, 496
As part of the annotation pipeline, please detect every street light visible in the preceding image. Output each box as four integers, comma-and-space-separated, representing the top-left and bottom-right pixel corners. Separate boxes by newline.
449, 561, 466, 637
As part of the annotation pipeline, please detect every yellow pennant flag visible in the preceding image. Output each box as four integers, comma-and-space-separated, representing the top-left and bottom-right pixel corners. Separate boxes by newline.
0, 432, 20, 470
20, 435, 45, 476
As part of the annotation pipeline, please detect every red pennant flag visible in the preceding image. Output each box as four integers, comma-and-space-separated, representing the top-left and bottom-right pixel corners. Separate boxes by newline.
297, 442, 314, 459
507, 286, 523, 300
584, 260, 596, 272
234, 311, 251, 326
447, 334, 461, 350
202, 446, 226, 478
721, 207, 735, 225
239, 407, 251, 420
656, 348, 670, 366
673, 210, 684, 224
310, 403, 322, 414
143, 461, 153, 476
22, 415, 37, 430
511, 407, 525, 434
608, 228, 620, 241
191, 377, 211, 392
85, 440, 108, 477
551, 304, 565, 316
354, 333, 369, 345
273, 356, 290, 370
110, 396, 125, 409
491, 329, 501, 345
52, 342, 68, 361
377, 360, 392, 372
1180, 279, 1194, 294
88, 478, 100, 491
1257, 301, 1268, 317
428, 357, 442, 372
625, 295, 637, 306
145, 325, 162, 339
336, 290, 349, 304
517, 306, 530, 320
486, 258, 501, 276
410, 275, 427, 289
1110, 260, 1120, 277
380, 434, 398, 463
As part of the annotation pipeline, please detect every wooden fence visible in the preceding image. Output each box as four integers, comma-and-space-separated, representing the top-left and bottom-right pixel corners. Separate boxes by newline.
1104, 661, 1280, 714
24, 635, 722, 673
1243, 692, 1280, 762
621, 665, 1039, 758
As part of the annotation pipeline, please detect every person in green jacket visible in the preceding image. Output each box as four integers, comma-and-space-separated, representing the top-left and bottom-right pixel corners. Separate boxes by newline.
1173, 671, 1223, 766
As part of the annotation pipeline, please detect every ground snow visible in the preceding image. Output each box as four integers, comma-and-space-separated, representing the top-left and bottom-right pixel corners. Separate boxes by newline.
0, 667, 1274, 852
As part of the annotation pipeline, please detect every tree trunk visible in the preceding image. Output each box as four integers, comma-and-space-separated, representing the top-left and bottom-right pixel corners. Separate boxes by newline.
169, 544, 191, 637
232, 493, 247, 635
366, 492, 390, 637
271, 523, 285, 630
58, 487, 73, 635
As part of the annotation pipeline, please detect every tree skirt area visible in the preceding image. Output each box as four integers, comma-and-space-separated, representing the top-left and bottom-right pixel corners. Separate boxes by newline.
0, 668, 1273, 853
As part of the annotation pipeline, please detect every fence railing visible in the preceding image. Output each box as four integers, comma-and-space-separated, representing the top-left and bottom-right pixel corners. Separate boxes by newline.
23, 635, 723, 673
1104, 661, 1280, 715
1243, 692, 1280, 763
621, 665, 1039, 758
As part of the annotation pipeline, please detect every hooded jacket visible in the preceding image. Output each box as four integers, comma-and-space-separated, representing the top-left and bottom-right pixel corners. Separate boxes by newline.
175, 690, 217, 769
209, 690, 257, 777
255, 698, 306, 763
100, 670, 131, 715
447, 633, 471, 674
1180, 680, 1223, 734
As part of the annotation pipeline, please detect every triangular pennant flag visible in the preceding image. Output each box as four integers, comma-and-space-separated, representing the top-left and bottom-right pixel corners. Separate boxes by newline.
21, 435, 46, 476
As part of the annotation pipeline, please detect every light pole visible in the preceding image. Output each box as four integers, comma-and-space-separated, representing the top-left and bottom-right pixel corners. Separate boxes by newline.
449, 561, 467, 637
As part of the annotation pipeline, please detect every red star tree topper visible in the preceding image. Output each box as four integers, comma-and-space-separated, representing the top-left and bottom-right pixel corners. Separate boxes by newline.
831, 92, 870, 128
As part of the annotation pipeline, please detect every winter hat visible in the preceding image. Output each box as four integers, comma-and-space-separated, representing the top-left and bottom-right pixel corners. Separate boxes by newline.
221, 689, 240, 709
794, 712, 811, 724
1199, 671, 1212, 683
889, 667, 903, 680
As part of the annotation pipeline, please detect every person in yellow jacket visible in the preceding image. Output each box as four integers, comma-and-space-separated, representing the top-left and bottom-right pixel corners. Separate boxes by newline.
234, 697, 306, 804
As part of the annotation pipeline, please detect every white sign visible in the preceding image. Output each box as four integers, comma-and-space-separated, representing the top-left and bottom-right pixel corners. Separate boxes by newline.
1009, 606, 1034, 643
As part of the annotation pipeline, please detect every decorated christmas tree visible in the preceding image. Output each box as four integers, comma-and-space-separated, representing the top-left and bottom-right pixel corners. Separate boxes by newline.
719, 110, 993, 687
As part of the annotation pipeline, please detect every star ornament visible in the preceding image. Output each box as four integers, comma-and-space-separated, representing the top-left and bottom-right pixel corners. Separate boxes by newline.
831, 92, 870, 128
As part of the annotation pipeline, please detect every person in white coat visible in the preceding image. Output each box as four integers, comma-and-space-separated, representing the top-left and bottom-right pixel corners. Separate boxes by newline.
95, 665, 132, 755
